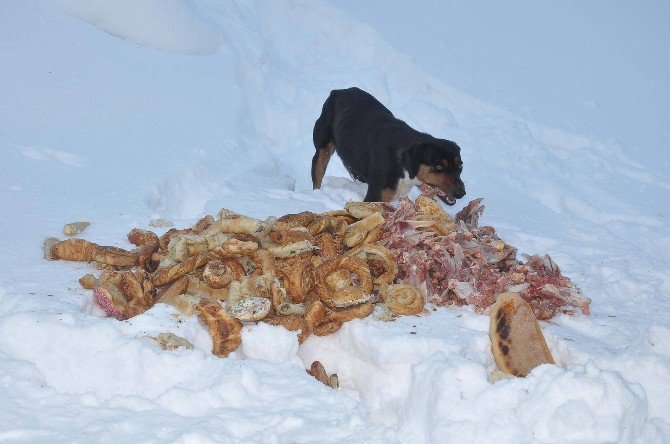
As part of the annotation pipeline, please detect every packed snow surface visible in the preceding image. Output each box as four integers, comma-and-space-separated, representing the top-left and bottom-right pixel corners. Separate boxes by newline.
57, 0, 221, 54
1, 0, 669, 442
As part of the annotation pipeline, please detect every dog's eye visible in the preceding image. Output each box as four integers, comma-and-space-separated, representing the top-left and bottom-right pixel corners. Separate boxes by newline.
433, 165, 444, 172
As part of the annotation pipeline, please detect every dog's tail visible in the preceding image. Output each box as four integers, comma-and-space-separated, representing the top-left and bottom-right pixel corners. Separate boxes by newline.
313, 91, 335, 150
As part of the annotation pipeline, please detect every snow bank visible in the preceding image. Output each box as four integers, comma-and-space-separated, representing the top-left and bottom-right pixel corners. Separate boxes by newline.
300, 313, 663, 442
241, 322, 303, 366
1, 0, 669, 441
57, 0, 221, 54
0, 294, 385, 442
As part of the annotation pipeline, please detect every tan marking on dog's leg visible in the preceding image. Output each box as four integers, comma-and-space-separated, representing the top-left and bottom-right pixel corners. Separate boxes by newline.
381, 188, 397, 202
313, 143, 335, 190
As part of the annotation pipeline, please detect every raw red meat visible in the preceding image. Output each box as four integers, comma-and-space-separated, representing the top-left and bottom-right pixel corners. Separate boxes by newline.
378, 197, 590, 320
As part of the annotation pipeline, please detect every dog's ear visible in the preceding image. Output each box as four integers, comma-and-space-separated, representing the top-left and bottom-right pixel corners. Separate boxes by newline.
401, 143, 427, 179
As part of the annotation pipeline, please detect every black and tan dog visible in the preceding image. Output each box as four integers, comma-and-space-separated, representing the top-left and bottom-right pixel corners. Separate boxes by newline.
312, 87, 465, 204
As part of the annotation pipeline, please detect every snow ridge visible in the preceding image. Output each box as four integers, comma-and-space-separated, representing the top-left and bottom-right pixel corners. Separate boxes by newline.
0, 0, 668, 442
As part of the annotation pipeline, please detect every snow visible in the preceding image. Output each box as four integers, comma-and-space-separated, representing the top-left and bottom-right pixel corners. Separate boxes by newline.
1, 0, 669, 442
335, 0, 670, 177
56, 0, 221, 55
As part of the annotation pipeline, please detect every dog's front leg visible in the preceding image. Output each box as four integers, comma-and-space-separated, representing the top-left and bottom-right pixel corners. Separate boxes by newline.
364, 186, 382, 202
364, 182, 382, 202
364, 167, 398, 202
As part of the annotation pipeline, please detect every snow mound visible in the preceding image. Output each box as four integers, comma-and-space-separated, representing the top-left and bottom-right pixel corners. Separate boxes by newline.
1, 0, 669, 441
0, 297, 386, 442
241, 323, 303, 366
57, 0, 221, 55
300, 315, 664, 442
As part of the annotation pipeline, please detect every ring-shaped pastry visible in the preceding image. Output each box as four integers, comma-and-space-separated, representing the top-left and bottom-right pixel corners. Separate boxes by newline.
203, 258, 245, 289
315, 256, 373, 309
345, 244, 397, 285
382, 283, 425, 315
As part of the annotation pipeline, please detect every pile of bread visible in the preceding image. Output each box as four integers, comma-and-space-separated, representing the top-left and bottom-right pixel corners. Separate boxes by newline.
44, 202, 427, 357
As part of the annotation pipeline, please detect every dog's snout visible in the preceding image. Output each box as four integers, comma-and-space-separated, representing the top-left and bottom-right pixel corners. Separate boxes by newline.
453, 179, 466, 199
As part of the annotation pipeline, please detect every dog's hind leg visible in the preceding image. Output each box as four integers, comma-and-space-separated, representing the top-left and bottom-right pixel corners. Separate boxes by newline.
311, 142, 335, 190
312, 92, 337, 189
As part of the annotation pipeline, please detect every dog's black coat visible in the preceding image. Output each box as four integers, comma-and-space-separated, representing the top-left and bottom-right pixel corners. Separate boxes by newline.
312, 87, 465, 203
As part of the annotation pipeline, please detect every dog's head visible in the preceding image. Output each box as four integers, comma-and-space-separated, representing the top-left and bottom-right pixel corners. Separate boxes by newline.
401, 139, 465, 205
